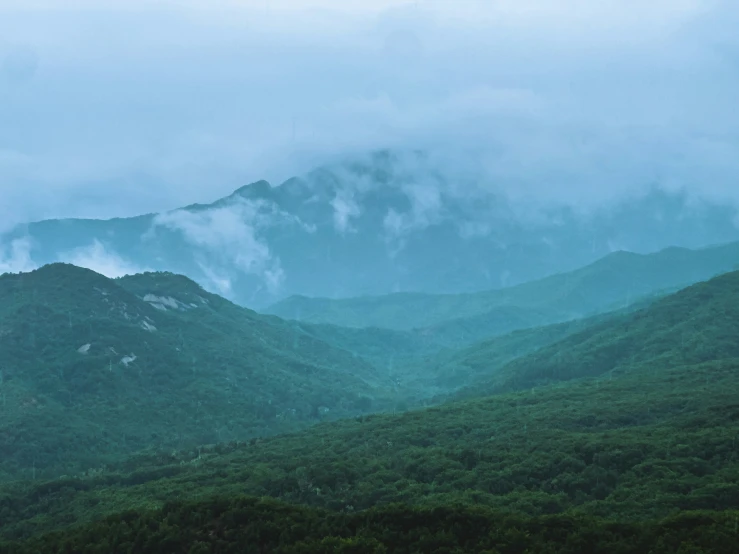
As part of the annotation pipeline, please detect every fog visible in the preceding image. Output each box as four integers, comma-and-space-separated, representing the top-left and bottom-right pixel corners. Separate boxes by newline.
1, 0, 738, 228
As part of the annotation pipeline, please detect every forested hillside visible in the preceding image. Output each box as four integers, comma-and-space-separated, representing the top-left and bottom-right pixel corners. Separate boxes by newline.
460, 269, 739, 396
4, 265, 739, 551
2, 341, 739, 549
0, 265, 395, 481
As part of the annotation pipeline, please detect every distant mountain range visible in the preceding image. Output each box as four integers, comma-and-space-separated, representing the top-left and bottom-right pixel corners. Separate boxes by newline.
268, 241, 739, 332
3, 150, 739, 309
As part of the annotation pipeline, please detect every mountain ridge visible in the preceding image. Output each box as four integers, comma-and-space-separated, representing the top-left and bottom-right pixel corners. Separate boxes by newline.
467, 268, 739, 396
266, 241, 739, 331
4, 151, 739, 308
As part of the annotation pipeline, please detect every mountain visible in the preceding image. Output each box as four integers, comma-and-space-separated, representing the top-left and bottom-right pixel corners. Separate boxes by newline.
2, 262, 607, 484
3, 291, 739, 542
4, 264, 739, 549
0, 264, 398, 482
3, 252, 731, 483
452, 268, 739, 397
424, 313, 619, 391
267, 241, 739, 331
4, 150, 739, 309
2, 261, 647, 483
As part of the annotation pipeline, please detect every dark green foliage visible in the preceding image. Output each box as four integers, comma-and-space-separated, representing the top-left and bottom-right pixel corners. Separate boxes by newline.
3, 496, 739, 553
3, 353, 739, 541
270, 283, 662, 398
5, 263, 739, 551
464, 269, 739, 395
426, 312, 623, 390
0, 264, 398, 481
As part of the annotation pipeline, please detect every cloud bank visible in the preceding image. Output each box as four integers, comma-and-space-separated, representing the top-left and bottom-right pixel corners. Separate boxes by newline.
0, 237, 36, 274
0, 237, 145, 278
60, 240, 147, 278
149, 196, 314, 296
0, 0, 737, 224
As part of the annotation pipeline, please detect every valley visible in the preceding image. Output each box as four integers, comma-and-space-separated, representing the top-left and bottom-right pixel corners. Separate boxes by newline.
2, 255, 739, 551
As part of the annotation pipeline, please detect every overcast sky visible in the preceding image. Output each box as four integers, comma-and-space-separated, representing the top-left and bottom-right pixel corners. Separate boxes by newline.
1, 0, 738, 228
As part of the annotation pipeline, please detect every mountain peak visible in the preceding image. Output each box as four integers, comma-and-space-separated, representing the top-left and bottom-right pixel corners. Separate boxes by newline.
231, 180, 273, 200
117, 271, 205, 293
12, 262, 108, 283
0, 264, 110, 301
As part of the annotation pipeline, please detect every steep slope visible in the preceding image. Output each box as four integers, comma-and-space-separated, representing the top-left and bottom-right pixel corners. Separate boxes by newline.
0, 265, 393, 481
4, 150, 739, 309
267, 241, 739, 330
456, 269, 739, 397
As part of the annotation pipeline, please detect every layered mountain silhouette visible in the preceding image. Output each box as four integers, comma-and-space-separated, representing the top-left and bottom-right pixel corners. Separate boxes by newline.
3, 151, 739, 309
268, 241, 739, 332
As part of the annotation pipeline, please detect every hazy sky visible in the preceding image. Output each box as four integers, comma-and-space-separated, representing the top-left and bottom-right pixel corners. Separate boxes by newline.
1, 0, 738, 228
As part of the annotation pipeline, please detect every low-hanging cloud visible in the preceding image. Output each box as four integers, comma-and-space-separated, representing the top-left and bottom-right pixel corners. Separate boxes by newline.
149, 196, 313, 295
59, 239, 147, 277
1, 236, 147, 278
0, 237, 36, 274
0, 0, 738, 224
330, 190, 362, 234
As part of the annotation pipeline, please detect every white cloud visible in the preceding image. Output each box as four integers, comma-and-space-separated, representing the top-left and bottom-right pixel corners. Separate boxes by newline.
151, 197, 290, 294
330, 189, 361, 233
197, 262, 233, 297
0, 237, 37, 274
383, 179, 444, 237
59, 239, 146, 277
0, 0, 737, 223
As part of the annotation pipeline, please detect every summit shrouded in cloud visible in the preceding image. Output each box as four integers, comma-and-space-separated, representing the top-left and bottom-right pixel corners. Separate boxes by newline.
1, 0, 738, 223
2, 0, 739, 304
4, 151, 739, 308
